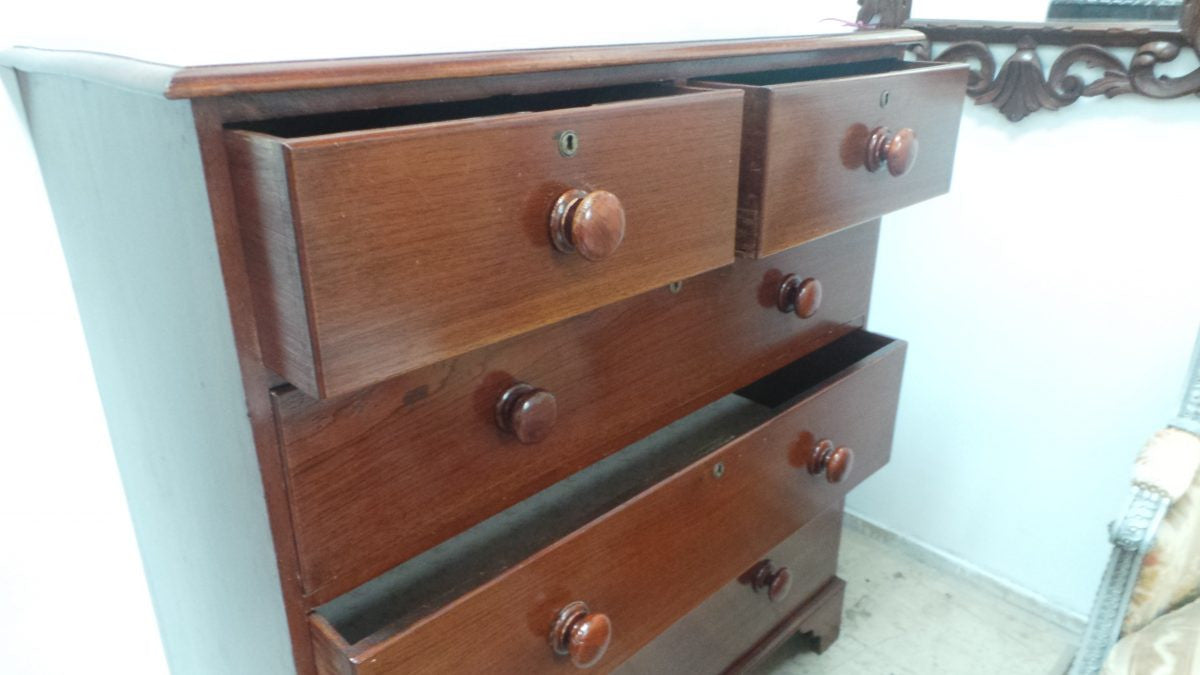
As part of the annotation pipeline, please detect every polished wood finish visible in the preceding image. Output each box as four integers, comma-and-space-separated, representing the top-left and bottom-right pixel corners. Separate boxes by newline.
551, 601, 614, 669
227, 86, 743, 398
807, 439, 854, 484
748, 560, 794, 603
0, 31, 926, 99
777, 274, 823, 319
694, 60, 966, 257
618, 507, 842, 674
307, 332, 905, 674
3, 34, 956, 675
549, 189, 627, 261
495, 382, 559, 444
864, 126, 917, 177
726, 576, 847, 672
274, 223, 880, 602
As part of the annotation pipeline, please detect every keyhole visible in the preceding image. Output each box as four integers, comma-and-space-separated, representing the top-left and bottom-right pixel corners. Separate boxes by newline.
558, 130, 579, 157
879, 90, 890, 108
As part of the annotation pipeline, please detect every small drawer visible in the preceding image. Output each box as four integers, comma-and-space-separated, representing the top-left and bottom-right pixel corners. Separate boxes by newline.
275, 222, 880, 602
617, 506, 844, 674
693, 60, 966, 257
226, 84, 744, 399
308, 330, 905, 674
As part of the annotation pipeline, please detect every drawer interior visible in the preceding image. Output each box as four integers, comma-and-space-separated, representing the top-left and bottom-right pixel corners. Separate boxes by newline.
314, 330, 895, 648
231, 82, 692, 138
695, 58, 925, 87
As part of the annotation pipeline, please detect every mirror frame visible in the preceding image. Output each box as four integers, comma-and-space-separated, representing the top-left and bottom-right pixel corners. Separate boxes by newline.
856, 0, 1200, 120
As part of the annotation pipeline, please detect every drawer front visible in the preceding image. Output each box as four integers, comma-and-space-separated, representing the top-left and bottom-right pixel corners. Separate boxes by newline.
696, 61, 965, 257
227, 87, 744, 399
276, 222, 880, 602
617, 506, 843, 674
309, 331, 905, 674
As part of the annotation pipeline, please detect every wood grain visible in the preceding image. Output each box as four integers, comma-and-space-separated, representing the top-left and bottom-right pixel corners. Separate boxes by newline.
275, 221, 881, 603
0, 31, 927, 99
695, 60, 967, 257
616, 506, 843, 674
192, 98, 320, 675
228, 86, 743, 398
308, 332, 905, 674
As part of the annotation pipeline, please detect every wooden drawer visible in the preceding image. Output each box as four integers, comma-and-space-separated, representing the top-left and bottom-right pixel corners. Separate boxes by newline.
226, 84, 744, 399
308, 330, 905, 674
693, 60, 966, 257
275, 222, 880, 602
617, 506, 844, 674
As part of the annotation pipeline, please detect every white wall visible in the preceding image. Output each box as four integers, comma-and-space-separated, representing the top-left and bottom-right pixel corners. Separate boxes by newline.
853, 69, 1200, 617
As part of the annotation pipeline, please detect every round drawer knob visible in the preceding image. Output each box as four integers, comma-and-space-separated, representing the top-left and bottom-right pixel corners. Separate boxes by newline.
777, 274, 822, 319
865, 126, 918, 177
550, 601, 612, 669
749, 560, 793, 603
549, 189, 626, 261
807, 438, 854, 484
495, 383, 557, 444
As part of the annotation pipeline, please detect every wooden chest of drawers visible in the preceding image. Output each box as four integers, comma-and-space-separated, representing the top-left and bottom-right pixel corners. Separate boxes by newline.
2, 30, 964, 674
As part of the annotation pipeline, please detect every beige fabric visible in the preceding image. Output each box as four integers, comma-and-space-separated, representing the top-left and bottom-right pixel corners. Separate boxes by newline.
1104, 599, 1200, 674
1125, 446, 1200, 635
1133, 429, 1200, 501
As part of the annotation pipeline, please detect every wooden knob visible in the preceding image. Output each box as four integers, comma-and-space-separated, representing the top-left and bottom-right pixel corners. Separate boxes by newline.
495, 383, 557, 444
549, 189, 626, 261
748, 560, 793, 603
807, 439, 854, 484
550, 601, 612, 669
777, 274, 822, 319
865, 126, 918, 177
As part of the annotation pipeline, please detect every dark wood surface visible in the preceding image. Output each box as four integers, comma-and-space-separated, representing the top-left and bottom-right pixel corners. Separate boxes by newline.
694, 60, 965, 258
726, 576, 848, 672
228, 86, 743, 399
307, 332, 904, 674
274, 222, 881, 603
0, 31, 925, 99
617, 507, 843, 674
192, 99, 319, 675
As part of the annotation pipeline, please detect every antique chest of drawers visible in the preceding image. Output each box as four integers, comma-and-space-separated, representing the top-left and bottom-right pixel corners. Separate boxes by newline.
2, 30, 964, 674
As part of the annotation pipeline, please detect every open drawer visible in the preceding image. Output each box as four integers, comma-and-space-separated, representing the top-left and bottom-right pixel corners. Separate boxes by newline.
226, 83, 743, 398
693, 60, 967, 257
308, 330, 905, 674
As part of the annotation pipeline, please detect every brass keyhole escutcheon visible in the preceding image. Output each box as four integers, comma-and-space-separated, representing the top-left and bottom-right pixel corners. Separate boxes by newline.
557, 130, 579, 157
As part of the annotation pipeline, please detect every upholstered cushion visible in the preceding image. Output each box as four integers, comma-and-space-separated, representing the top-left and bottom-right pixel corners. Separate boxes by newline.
1104, 598, 1200, 674
1123, 430, 1200, 635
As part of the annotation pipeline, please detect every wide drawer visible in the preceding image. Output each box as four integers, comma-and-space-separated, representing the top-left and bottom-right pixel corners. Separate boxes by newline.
226, 84, 744, 398
276, 222, 880, 602
617, 506, 844, 674
693, 60, 966, 257
308, 330, 905, 674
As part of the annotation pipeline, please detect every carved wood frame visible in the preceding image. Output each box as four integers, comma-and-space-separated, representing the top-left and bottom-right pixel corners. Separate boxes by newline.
857, 0, 1200, 120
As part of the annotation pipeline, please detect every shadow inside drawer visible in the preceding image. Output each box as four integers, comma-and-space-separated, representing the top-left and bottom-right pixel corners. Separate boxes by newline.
316, 330, 894, 647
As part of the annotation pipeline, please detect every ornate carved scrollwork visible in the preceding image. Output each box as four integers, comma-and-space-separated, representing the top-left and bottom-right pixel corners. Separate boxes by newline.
856, 0, 911, 29
858, 0, 1200, 121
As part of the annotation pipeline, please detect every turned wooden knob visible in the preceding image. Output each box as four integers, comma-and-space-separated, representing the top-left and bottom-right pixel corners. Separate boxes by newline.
550, 601, 612, 669
777, 274, 822, 319
495, 383, 557, 444
807, 439, 853, 484
549, 189, 626, 261
748, 560, 793, 603
865, 126, 917, 177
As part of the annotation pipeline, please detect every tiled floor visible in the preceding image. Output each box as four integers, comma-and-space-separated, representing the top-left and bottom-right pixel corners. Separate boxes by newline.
755, 523, 1080, 675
